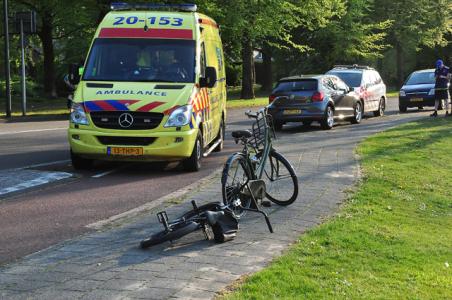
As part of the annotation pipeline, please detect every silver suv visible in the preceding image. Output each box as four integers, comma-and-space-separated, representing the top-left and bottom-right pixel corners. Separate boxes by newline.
327, 65, 387, 117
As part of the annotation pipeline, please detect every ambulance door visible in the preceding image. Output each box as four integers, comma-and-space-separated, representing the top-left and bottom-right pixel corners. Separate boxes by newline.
204, 38, 221, 145
199, 42, 211, 145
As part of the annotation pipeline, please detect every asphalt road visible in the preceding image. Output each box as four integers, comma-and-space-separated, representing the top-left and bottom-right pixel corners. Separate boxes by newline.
0, 99, 433, 265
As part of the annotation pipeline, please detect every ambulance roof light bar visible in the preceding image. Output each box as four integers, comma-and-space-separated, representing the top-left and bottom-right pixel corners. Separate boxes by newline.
110, 3, 198, 12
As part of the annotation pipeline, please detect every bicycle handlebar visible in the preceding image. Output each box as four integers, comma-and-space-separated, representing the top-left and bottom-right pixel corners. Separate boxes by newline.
245, 110, 258, 119
245, 107, 268, 119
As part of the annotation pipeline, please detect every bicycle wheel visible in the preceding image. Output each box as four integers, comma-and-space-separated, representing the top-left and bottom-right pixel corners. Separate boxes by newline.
258, 150, 298, 205
140, 221, 199, 249
221, 153, 252, 218
177, 202, 222, 222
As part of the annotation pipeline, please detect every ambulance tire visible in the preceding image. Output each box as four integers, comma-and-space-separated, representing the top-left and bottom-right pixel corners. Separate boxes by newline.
183, 131, 203, 172
213, 119, 225, 152
71, 151, 93, 170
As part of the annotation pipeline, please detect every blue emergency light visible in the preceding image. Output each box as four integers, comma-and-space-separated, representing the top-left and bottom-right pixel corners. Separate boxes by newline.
110, 3, 198, 12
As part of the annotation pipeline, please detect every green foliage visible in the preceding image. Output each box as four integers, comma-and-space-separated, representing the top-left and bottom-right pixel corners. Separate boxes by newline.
222, 118, 452, 299
1, 0, 450, 98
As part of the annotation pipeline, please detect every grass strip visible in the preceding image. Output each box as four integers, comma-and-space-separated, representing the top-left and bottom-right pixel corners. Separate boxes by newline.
226, 97, 268, 109
222, 117, 452, 299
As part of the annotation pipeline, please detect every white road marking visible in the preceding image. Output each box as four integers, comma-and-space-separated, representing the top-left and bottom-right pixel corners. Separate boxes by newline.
91, 168, 122, 178
0, 127, 66, 136
0, 171, 73, 196
20, 160, 71, 170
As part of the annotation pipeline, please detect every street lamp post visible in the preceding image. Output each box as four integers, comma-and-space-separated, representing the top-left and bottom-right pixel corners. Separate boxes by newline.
3, 0, 12, 118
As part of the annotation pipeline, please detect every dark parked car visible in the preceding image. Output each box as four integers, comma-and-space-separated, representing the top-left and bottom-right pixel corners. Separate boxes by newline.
267, 75, 362, 130
398, 69, 449, 112
326, 65, 387, 117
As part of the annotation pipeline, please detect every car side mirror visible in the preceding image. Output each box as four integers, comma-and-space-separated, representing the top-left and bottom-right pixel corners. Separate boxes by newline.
68, 63, 82, 85
200, 66, 217, 88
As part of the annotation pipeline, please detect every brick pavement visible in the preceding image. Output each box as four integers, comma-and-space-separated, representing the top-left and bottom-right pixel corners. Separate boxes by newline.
0, 112, 425, 300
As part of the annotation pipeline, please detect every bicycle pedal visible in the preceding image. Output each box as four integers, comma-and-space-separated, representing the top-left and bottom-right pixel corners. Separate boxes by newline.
157, 211, 169, 224
261, 200, 272, 207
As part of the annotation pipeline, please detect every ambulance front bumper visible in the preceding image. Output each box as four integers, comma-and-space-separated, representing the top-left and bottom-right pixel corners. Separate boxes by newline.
68, 126, 197, 162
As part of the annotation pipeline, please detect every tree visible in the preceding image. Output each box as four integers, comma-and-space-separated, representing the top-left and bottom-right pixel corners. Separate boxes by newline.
206, 0, 346, 98
373, 0, 451, 84
14, 0, 97, 97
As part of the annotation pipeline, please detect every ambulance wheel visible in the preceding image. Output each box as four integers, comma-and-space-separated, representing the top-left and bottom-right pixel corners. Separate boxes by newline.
214, 119, 225, 152
71, 151, 93, 170
183, 132, 203, 172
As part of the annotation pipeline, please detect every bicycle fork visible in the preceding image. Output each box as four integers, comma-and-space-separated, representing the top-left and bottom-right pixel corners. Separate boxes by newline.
191, 200, 214, 240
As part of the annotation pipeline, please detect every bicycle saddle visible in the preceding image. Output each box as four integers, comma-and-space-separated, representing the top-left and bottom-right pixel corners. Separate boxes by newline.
232, 130, 252, 139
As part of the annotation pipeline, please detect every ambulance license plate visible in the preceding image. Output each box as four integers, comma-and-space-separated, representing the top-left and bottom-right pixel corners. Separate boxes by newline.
283, 109, 301, 115
108, 147, 144, 156
410, 98, 423, 102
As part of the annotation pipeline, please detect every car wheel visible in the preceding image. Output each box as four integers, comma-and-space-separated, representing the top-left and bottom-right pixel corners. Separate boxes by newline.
399, 105, 407, 113
351, 101, 363, 124
183, 131, 202, 172
71, 151, 93, 170
374, 98, 385, 117
320, 105, 334, 130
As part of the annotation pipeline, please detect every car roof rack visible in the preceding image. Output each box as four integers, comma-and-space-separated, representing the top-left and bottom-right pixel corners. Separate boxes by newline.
333, 64, 374, 70
110, 2, 198, 12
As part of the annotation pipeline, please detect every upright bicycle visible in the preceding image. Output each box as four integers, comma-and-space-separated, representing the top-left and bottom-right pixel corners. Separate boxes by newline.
221, 108, 299, 219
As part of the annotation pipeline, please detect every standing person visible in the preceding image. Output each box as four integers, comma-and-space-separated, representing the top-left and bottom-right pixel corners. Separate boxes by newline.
431, 59, 451, 117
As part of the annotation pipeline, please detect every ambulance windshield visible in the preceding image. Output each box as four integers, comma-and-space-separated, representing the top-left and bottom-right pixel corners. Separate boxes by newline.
83, 38, 196, 83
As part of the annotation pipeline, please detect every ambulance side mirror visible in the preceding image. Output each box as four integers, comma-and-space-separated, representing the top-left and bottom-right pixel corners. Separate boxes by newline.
200, 66, 217, 88
68, 63, 82, 85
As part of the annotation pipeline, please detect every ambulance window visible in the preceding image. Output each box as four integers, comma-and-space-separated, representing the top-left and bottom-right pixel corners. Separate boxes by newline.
200, 43, 206, 78
83, 38, 196, 83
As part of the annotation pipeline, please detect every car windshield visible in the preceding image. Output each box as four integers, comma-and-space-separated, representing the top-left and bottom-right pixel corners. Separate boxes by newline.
405, 72, 435, 85
83, 38, 196, 83
274, 80, 318, 92
327, 71, 362, 87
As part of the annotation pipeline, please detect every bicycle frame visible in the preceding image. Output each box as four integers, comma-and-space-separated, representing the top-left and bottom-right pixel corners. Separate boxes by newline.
242, 108, 274, 181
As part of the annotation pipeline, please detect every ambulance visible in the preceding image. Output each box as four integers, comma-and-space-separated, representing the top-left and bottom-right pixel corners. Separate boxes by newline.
68, 3, 226, 171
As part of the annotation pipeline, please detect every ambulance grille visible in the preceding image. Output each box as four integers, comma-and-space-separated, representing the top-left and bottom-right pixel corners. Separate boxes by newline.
96, 136, 156, 146
90, 111, 164, 130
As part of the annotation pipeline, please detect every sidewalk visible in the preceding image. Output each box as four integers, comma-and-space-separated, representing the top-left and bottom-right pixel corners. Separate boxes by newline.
0, 130, 359, 299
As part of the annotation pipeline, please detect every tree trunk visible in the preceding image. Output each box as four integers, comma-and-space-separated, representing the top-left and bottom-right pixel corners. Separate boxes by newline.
261, 44, 273, 92
241, 37, 255, 99
39, 12, 57, 98
396, 42, 403, 86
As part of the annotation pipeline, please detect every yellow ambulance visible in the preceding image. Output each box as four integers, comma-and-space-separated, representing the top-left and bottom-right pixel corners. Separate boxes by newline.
68, 3, 226, 171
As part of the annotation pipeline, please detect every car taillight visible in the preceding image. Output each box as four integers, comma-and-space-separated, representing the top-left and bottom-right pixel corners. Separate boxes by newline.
312, 92, 324, 102
269, 94, 276, 103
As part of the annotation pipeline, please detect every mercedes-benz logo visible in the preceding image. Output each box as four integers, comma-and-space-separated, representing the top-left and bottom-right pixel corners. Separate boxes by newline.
118, 113, 134, 128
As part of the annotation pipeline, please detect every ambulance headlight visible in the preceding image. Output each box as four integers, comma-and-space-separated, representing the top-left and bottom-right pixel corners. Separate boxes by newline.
165, 105, 193, 127
70, 103, 89, 125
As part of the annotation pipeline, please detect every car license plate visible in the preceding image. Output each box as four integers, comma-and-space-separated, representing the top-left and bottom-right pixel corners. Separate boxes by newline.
410, 98, 423, 102
283, 109, 301, 115
108, 147, 144, 156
